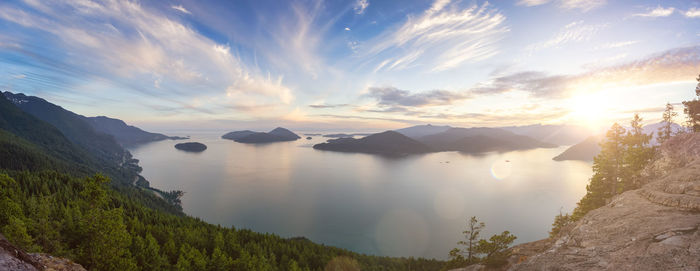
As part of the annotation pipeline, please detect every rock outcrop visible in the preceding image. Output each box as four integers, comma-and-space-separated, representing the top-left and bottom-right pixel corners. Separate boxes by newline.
0, 234, 85, 271
509, 133, 700, 270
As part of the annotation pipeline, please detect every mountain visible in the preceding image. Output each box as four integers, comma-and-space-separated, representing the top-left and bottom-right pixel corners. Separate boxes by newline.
418, 127, 556, 153
500, 124, 592, 146
552, 122, 684, 162
221, 130, 257, 140
642, 121, 683, 145
2, 92, 143, 186
268, 127, 301, 140
313, 131, 433, 155
394, 124, 451, 139
82, 116, 185, 146
0, 94, 93, 172
223, 127, 301, 143
552, 136, 601, 161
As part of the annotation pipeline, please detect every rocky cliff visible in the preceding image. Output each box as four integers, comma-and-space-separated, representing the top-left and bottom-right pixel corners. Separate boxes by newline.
509, 133, 700, 270
0, 234, 85, 271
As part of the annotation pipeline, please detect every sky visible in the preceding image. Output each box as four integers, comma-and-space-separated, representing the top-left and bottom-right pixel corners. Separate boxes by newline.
0, 0, 699, 132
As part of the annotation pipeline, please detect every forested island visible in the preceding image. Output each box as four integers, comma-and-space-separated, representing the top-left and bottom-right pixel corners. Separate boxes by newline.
174, 142, 207, 152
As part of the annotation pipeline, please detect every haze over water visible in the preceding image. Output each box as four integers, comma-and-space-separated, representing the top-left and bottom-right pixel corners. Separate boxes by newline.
129, 131, 592, 259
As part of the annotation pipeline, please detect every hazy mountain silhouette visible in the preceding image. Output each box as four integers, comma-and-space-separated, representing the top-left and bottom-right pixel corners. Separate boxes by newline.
552, 135, 602, 161
221, 130, 257, 140
394, 124, 451, 139
418, 127, 556, 153
501, 124, 592, 146
313, 131, 433, 155
83, 116, 185, 146
552, 122, 684, 161
224, 127, 301, 143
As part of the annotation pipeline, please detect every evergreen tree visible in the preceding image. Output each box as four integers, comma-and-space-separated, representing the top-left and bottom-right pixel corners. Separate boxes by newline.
623, 114, 654, 190
657, 102, 678, 143
572, 123, 626, 220
450, 216, 484, 264
474, 231, 517, 268
682, 74, 700, 132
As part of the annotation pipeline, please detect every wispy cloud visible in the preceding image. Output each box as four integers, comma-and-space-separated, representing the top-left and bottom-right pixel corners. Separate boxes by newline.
517, 0, 606, 11
0, 1, 293, 115
598, 40, 638, 49
171, 5, 191, 14
558, 0, 606, 12
366, 86, 470, 107
632, 6, 675, 17
516, 0, 552, 7
685, 8, 700, 18
309, 103, 349, 109
366, 0, 508, 72
472, 45, 700, 98
527, 21, 605, 51
354, 0, 369, 15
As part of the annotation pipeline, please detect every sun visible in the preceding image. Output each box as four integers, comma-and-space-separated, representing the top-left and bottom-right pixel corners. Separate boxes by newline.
568, 91, 611, 132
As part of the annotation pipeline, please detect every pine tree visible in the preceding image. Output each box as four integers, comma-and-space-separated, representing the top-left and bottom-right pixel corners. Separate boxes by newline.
682, 74, 700, 132
623, 114, 653, 190
657, 102, 677, 143
474, 231, 517, 268
572, 123, 626, 220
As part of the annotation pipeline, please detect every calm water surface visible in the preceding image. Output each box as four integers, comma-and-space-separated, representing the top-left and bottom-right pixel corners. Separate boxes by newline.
129, 130, 592, 259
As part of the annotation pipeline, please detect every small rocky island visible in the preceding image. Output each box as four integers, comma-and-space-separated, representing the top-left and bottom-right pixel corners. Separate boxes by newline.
221, 127, 301, 143
174, 142, 207, 152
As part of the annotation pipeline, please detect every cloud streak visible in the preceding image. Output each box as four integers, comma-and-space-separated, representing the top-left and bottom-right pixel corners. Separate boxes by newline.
366, 0, 508, 72
632, 6, 675, 17
471, 45, 700, 98
0, 0, 293, 116
366, 87, 470, 107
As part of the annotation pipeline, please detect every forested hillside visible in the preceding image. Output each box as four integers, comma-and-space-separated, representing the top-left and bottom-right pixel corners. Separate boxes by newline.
0, 93, 445, 270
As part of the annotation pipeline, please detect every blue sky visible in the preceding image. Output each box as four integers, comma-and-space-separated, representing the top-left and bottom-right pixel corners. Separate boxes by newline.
1, 0, 699, 131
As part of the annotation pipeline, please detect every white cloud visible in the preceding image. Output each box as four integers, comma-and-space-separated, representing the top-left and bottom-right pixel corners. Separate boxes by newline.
354, 0, 369, 15
171, 5, 191, 14
685, 8, 700, 18
345, 27, 351, 31
516, 0, 551, 7
366, 0, 508, 72
598, 40, 638, 49
517, 0, 606, 11
559, 0, 606, 11
0, 1, 294, 113
527, 21, 605, 51
633, 6, 675, 17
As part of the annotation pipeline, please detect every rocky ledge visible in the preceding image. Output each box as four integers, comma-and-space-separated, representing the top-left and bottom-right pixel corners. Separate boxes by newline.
0, 234, 85, 271
507, 133, 700, 270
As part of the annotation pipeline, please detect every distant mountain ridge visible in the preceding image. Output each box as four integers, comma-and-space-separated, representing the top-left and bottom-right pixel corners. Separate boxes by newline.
393, 124, 451, 139
501, 124, 591, 146
315, 125, 557, 155
313, 131, 432, 155
417, 127, 556, 153
83, 116, 186, 146
552, 122, 684, 161
552, 136, 602, 161
222, 127, 300, 143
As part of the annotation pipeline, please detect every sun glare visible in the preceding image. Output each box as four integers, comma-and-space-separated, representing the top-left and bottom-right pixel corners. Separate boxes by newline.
568, 91, 611, 132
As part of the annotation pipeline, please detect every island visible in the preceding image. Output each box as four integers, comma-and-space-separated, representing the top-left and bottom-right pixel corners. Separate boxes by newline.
552, 136, 601, 161
313, 131, 433, 155
174, 142, 207, 152
221, 127, 301, 143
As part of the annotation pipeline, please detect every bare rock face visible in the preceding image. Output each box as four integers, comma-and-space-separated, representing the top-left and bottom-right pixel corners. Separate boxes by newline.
0, 234, 86, 271
510, 133, 700, 271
